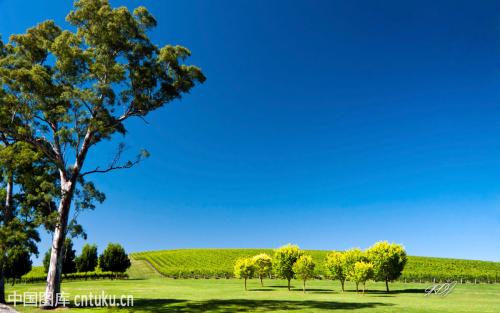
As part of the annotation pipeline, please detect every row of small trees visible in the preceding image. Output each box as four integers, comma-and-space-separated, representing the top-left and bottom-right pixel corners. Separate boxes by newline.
42, 240, 131, 278
234, 241, 407, 293
0, 240, 131, 285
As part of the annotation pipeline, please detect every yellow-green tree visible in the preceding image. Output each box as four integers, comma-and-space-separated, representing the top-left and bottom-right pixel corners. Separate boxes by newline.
343, 248, 365, 292
273, 244, 303, 291
325, 251, 347, 292
252, 253, 272, 287
349, 261, 374, 294
366, 241, 407, 292
293, 255, 315, 293
234, 258, 254, 291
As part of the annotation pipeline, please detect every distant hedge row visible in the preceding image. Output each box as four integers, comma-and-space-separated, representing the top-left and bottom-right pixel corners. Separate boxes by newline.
132, 249, 500, 283
16, 271, 128, 284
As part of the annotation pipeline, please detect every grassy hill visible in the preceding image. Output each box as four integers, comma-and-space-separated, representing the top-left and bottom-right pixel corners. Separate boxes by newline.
20, 248, 499, 283
131, 248, 500, 283
127, 258, 164, 279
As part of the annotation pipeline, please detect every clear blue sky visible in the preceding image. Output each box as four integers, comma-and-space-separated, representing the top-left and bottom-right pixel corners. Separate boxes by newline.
1, 0, 499, 263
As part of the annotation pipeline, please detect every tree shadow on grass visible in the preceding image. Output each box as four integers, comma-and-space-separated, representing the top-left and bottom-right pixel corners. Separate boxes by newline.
344, 288, 424, 296
66, 299, 186, 311
249, 288, 334, 292
293, 288, 334, 292
309, 290, 338, 294
366, 288, 423, 294
130, 298, 394, 312
250, 287, 336, 294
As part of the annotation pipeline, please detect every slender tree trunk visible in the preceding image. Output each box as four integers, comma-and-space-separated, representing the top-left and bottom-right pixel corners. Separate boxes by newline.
4, 174, 13, 221
355, 282, 359, 293
303, 280, 306, 293
363, 282, 365, 294
341, 279, 345, 292
43, 120, 93, 309
0, 267, 5, 304
385, 278, 389, 293
43, 179, 75, 308
0, 173, 13, 304
244, 278, 247, 291
287, 278, 291, 291
260, 276, 263, 287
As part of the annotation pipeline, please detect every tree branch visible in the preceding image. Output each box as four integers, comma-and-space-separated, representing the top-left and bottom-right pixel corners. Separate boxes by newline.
0, 125, 63, 169
79, 143, 147, 177
78, 159, 140, 177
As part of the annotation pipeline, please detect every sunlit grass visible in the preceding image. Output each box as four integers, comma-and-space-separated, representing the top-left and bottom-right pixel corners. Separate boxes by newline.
6, 279, 500, 312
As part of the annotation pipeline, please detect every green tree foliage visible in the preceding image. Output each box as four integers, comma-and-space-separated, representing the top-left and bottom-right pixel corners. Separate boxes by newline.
273, 244, 303, 291
76, 244, 98, 273
325, 251, 347, 292
293, 255, 316, 293
0, 140, 56, 303
99, 243, 131, 277
0, 0, 205, 305
233, 258, 255, 291
252, 253, 272, 287
43, 239, 77, 275
43, 252, 49, 274
349, 261, 374, 293
343, 248, 365, 292
366, 241, 407, 292
62, 238, 77, 275
3, 249, 32, 285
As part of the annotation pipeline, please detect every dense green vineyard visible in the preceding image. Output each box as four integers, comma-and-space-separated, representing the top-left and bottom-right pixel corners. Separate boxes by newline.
131, 248, 500, 283
18, 266, 128, 284
400, 256, 499, 283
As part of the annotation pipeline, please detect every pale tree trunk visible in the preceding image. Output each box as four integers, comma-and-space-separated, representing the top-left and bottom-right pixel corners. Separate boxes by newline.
44, 129, 91, 309
0, 173, 14, 304
362, 282, 366, 294
43, 179, 75, 308
4, 174, 13, 221
355, 282, 359, 293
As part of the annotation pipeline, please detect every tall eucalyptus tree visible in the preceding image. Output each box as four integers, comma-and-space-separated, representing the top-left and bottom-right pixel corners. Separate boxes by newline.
0, 0, 205, 307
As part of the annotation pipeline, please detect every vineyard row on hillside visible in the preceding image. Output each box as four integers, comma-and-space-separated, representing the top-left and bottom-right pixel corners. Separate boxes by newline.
132, 249, 500, 283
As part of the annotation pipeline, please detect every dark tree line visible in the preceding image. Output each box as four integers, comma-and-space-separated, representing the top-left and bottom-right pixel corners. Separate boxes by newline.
43, 241, 131, 277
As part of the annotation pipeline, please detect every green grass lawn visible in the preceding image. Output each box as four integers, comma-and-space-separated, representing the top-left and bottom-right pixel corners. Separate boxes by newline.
5, 279, 500, 312
126, 259, 163, 280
